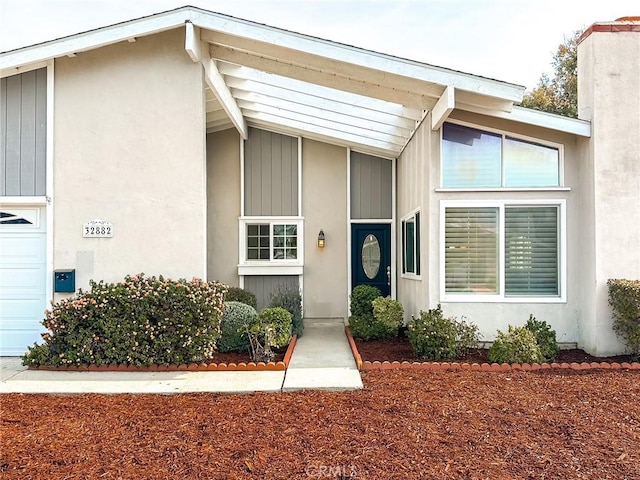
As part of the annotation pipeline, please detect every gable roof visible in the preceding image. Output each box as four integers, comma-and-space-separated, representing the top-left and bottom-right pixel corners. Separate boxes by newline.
0, 5, 590, 157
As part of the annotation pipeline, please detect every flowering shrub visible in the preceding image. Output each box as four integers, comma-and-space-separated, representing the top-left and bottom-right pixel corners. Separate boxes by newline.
407, 305, 479, 360
22, 274, 227, 367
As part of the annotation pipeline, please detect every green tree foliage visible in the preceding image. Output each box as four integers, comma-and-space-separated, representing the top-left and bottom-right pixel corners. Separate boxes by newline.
521, 30, 580, 118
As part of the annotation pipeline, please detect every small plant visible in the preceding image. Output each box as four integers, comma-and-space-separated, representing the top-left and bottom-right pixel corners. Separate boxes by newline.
22, 274, 226, 367
218, 301, 258, 353
407, 305, 479, 360
525, 315, 559, 361
608, 279, 640, 358
348, 285, 383, 340
224, 286, 257, 310
488, 326, 544, 364
270, 284, 304, 337
254, 307, 292, 349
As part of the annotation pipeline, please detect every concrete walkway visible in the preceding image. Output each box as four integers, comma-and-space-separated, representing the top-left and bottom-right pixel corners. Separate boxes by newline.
0, 319, 362, 394
282, 319, 363, 391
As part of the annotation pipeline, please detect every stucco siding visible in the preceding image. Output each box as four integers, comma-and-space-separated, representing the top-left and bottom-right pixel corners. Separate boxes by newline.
53, 29, 206, 293
577, 30, 640, 354
207, 128, 240, 286
302, 139, 348, 319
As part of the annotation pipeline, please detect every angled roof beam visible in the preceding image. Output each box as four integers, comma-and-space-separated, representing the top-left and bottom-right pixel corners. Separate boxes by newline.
431, 86, 455, 130
185, 22, 247, 139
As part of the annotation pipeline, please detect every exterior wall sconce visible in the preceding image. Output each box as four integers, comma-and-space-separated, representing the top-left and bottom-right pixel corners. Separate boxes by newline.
317, 230, 325, 248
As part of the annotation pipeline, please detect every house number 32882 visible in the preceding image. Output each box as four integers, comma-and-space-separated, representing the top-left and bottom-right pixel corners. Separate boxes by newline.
83, 220, 113, 238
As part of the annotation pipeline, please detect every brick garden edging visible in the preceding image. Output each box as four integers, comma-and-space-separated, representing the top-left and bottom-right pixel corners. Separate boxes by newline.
345, 327, 640, 372
29, 335, 298, 372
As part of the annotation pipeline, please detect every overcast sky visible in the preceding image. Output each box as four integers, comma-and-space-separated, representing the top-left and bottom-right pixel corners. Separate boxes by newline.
0, 0, 637, 90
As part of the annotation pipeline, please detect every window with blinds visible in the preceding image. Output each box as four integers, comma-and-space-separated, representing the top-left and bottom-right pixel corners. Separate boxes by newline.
443, 204, 561, 299
445, 207, 498, 293
505, 207, 558, 296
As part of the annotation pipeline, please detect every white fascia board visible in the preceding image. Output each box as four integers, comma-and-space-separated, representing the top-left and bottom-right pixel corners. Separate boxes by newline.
245, 113, 402, 156
232, 90, 413, 138
184, 22, 202, 62
238, 100, 407, 146
459, 103, 592, 137
219, 62, 423, 121
0, 9, 191, 72
431, 86, 455, 130
189, 9, 524, 102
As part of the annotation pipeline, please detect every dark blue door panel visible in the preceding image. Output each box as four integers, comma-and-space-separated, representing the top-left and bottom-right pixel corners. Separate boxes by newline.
351, 224, 391, 297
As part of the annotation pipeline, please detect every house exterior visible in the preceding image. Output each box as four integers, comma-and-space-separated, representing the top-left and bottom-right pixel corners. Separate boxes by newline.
0, 7, 638, 356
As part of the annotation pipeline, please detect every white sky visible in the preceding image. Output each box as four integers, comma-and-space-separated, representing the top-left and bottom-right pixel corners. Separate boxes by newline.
0, 0, 637, 90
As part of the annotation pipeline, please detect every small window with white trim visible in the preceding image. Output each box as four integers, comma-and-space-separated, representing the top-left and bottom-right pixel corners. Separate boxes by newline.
401, 210, 420, 276
441, 200, 565, 302
441, 122, 561, 188
239, 218, 303, 275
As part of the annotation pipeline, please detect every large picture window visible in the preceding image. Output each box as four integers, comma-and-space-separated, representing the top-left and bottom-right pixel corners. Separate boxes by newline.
442, 122, 560, 189
441, 201, 564, 302
401, 210, 420, 276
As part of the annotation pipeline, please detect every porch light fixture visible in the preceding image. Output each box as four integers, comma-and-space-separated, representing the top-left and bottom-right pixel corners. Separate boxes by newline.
317, 230, 325, 248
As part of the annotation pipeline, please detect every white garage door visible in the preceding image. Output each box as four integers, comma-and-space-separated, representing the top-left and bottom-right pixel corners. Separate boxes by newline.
0, 207, 47, 356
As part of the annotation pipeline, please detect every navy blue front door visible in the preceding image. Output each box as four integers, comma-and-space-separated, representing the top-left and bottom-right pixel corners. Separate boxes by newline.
351, 224, 391, 297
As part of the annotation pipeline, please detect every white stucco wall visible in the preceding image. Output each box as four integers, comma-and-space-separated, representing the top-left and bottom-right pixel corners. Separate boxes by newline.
577, 27, 640, 355
302, 139, 349, 319
397, 110, 585, 344
206, 128, 240, 286
53, 29, 207, 295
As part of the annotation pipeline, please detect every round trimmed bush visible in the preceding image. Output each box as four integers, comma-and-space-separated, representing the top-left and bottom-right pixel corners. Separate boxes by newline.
224, 287, 257, 310
488, 326, 544, 364
218, 301, 258, 353
256, 307, 292, 349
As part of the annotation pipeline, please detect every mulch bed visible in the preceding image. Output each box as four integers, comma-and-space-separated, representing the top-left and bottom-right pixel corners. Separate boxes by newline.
2, 370, 639, 478
354, 335, 636, 364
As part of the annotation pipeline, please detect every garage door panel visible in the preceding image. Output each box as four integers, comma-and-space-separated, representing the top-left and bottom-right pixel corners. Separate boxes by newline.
0, 208, 47, 356
0, 234, 46, 262
0, 266, 46, 291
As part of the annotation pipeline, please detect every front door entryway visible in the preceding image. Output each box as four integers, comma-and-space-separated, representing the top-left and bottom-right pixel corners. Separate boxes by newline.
351, 223, 391, 297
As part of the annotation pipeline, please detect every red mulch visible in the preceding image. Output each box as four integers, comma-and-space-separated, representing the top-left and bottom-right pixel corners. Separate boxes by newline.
1, 370, 639, 478
354, 336, 636, 364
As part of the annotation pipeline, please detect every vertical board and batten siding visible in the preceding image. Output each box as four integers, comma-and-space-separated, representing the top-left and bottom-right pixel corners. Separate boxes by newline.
244, 128, 298, 216
350, 151, 392, 219
0, 69, 47, 196
243, 275, 300, 310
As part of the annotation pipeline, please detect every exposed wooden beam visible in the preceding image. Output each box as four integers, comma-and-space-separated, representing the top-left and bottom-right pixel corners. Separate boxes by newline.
431, 86, 455, 130
185, 22, 247, 140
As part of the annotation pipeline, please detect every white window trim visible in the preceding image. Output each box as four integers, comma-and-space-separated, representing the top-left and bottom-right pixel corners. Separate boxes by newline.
400, 208, 421, 280
439, 119, 566, 189
238, 216, 304, 276
439, 199, 567, 304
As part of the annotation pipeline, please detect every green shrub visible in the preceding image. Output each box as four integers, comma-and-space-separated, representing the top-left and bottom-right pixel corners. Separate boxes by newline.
372, 296, 404, 338
224, 286, 257, 310
269, 284, 304, 337
525, 315, 559, 361
255, 307, 292, 349
348, 285, 383, 340
218, 301, 258, 353
22, 274, 226, 367
350, 285, 381, 319
488, 326, 544, 364
608, 279, 640, 357
407, 305, 479, 360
